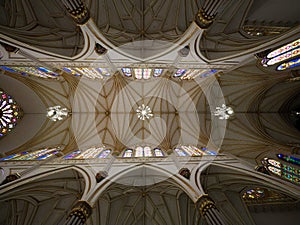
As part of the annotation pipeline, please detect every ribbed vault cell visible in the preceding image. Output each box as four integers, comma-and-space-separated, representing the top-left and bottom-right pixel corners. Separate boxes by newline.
0, 169, 85, 225
0, 0, 84, 57
87, 0, 202, 45
92, 181, 201, 225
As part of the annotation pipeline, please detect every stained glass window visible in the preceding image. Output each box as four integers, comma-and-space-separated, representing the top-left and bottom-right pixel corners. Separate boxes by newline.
174, 148, 188, 156
122, 147, 165, 158
64, 147, 111, 159
242, 188, 265, 200
63, 67, 111, 78
153, 69, 163, 77
277, 153, 300, 166
277, 58, 300, 71
267, 38, 300, 59
134, 69, 143, 80
135, 146, 144, 157
123, 149, 133, 157
174, 69, 186, 77
122, 68, 132, 77
266, 48, 300, 66
242, 187, 295, 205
98, 149, 111, 158
64, 150, 81, 159
142, 69, 152, 79
154, 148, 164, 157
63, 67, 81, 76
122, 68, 163, 79
144, 146, 152, 157
175, 69, 217, 80
0, 89, 22, 137
174, 145, 217, 156
0, 147, 60, 160
263, 158, 300, 184
261, 38, 300, 68
11, 67, 59, 79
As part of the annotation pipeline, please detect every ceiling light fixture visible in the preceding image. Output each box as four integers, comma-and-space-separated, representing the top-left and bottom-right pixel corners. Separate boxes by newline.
136, 104, 153, 121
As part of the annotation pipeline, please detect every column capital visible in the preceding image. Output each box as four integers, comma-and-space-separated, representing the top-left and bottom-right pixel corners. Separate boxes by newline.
62, 0, 90, 25
196, 194, 216, 216
195, 9, 214, 29
65, 200, 92, 225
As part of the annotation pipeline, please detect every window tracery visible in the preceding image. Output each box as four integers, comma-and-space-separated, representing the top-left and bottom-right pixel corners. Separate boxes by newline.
0, 147, 60, 160
260, 38, 300, 70
64, 147, 111, 159
174, 145, 217, 156
0, 89, 22, 137
121, 68, 164, 79
262, 157, 300, 184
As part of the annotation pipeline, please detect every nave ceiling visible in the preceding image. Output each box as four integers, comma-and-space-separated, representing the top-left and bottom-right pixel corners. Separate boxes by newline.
0, 0, 300, 224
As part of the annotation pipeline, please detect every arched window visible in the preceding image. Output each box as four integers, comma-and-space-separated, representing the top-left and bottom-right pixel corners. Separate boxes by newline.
174, 145, 217, 157
123, 149, 133, 157
263, 158, 300, 184
0, 89, 22, 137
242, 188, 265, 200
1, 66, 59, 79
0, 147, 60, 160
277, 153, 300, 166
122, 146, 164, 158
121, 68, 132, 77
62, 67, 111, 78
121, 68, 164, 79
260, 38, 300, 70
173, 69, 217, 80
277, 58, 300, 71
64, 147, 111, 159
242, 187, 295, 205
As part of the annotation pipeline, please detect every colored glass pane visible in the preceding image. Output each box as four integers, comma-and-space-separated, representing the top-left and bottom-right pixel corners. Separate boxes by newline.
277, 58, 300, 71
0, 152, 27, 161
11, 67, 58, 79
75, 68, 104, 79
63, 67, 81, 76
122, 68, 132, 77
1, 148, 60, 160
267, 48, 300, 65
0, 89, 22, 137
134, 69, 143, 79
181, 145, 202, 156
267, 159, 281, 168
142, 69, 152, 79
154, 148, 163, 157
242, 188, 265, 200
98, 149, 111, 158
0, 66, 18, 73
153, 69, 163, 77
98, 68, 111, 76
123, 149, 133, 157
277, 153, 300, 166
268, 166, 281, 176
64, 150, 81, 159
135, 146, 144, 157
174, 148, 187, 156
174, 69, 186, 77
267, 38, 300, 59
144, 146, 152, 157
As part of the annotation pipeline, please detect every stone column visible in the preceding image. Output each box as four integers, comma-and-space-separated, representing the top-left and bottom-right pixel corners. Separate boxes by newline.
64, 201, 92, 225
197, 195, 228, 225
